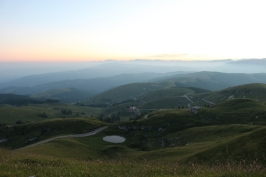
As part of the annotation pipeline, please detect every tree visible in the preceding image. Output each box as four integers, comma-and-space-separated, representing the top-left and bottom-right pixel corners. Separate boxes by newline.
61, 109, 67, 114
39, 112, 48, 118
61, 109, 72, 115
67, 110, 72, 114
16, 120, 23, 125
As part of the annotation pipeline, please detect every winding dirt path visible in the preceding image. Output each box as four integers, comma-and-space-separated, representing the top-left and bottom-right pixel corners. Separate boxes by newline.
181, 94, 194, 103
16, 126, 108, 150
202, 99, 216, 105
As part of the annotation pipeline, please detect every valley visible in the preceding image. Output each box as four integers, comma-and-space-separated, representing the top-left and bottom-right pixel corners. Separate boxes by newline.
2, 1, 266, 175
1, 71, 266, 176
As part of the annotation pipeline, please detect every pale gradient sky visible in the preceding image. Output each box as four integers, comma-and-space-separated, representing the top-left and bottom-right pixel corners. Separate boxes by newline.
0, 0, 266, 62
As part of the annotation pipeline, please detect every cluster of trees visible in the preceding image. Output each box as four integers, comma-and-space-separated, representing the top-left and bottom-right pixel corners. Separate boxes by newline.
0, 123, 6, 127
75, 112, 86, 116
98, 113, 120, 123
39, 112, 48, 118
45, 99, 59, 103
61, 109, 72, 115
15, 120, 24, 125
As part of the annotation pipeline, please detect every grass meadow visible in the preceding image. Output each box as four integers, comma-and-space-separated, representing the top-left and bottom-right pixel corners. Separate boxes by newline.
1, 148, 266, 177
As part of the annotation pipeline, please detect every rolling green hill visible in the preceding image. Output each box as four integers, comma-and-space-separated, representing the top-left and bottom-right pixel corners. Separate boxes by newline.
98, 98, 266, 161
79, 79, 266, 120
30, 87, 93, 103
184, 126, 266, 164
0, 102, 103, 124
20, 98, 266, 150
138, 87, 208, 101
0, 94, 45, 106
138, 96, 188, 109
0, 98, 265, 176
1, 83, 266, 176
6, 98, 264, 166
92, 86, 207, 121
182, 83, 266, 107
0, 118, 107, 149
0, 72, 181, 95
92, 83, 266, 121
84, 82, 164, 106
137, 87, 209, 109
155, 72, 266, 91
141, 83, 266, 110
203, 83, 266, 103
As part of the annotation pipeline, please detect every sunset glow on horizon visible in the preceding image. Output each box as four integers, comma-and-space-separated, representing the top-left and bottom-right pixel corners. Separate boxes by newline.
1, 0, 266, 62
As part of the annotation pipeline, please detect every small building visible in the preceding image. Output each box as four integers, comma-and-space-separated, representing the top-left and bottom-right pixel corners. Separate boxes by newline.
190, 106, 200, 114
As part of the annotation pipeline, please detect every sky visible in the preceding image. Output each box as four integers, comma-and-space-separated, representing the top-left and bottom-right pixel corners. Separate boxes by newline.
0, 0, 266, 62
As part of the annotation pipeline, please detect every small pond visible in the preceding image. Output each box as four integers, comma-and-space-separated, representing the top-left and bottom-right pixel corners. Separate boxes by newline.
0, 139, 7, 144
103, 135, 126, 143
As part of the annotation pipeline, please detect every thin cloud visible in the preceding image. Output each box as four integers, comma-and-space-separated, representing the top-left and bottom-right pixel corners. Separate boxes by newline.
148, 54, 188, 58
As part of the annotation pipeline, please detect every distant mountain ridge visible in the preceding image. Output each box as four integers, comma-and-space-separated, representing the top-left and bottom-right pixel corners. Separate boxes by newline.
81, 72, 266, 107
0, 94, 57, 106
1, 71, 266, 103
154, 71, 266, 91
30, 88, 93, 103
2, 59, 266, 89
0, 72, 184, 96
0, 61, 188, 88
226, 58, 266, 66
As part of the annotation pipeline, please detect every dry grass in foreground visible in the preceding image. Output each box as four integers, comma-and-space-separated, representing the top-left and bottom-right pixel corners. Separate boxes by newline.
0, 149, 266, 177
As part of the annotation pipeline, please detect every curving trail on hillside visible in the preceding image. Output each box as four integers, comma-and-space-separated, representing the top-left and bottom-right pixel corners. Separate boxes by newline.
181, 94, 194, 103
202, 99, 216, 105
16, 126, 108, 150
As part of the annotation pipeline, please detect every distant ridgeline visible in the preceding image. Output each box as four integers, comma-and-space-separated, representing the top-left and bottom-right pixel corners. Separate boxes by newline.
0, 94, 59, 106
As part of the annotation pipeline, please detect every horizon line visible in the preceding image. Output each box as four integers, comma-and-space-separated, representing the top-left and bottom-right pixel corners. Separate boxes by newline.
1, 58, 266, 63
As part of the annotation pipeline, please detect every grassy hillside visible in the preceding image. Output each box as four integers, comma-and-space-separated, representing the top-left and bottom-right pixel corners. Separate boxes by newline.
153, 83, 266, 108
0, 103, 103, 124
155, 72, 266, 91
0, 94, 45, 106
0, 86, 35, 95
1, 149, 265, 177
0, 95, 266, 176
185, 126, 266, 164
176, 83, 266, 109
137, 87, 209, 109
138, 87, 204, 101
101, 98, 266, 162
84, 83, 179, 121
162, 77, 227, 91
1, 83, 266, 176
203, 83, 266, 103
1, 72, 178, 95
15, 123, 264, 163
84, 82, 163, 106
19, 98, 266, 159
30, 87, 93, 103
93, 86, 210, 121
138, 96, 188, 109
0, 118, 107, 149
92, 83, 266, 121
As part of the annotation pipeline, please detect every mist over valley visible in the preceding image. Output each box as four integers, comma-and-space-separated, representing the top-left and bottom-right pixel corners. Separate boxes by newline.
1, 0, 266, 176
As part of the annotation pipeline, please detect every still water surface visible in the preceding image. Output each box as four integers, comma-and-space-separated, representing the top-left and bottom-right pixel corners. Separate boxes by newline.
103, 135, 126, 143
